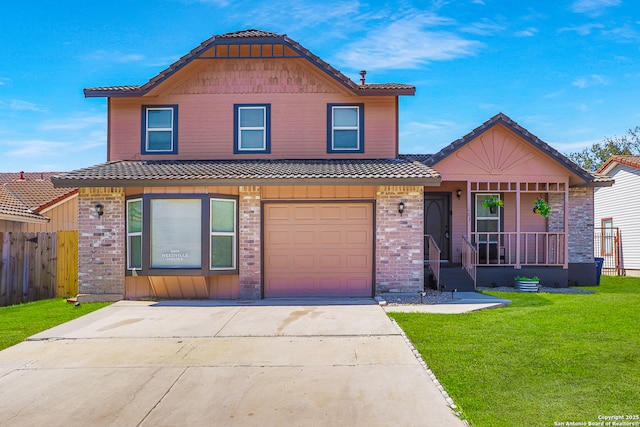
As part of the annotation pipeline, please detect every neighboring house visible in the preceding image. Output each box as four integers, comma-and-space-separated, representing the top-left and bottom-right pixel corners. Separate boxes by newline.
0, 172, 78, 233
594, 155, 640, 276
52, 29, 610, 302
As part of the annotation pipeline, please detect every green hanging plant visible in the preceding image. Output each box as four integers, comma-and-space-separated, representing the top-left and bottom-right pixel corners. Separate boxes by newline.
483, 196, 504, 209
533, 198, 552, 218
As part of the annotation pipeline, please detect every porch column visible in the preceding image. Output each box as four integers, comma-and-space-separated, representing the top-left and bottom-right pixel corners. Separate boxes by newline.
515, 183, 521, 269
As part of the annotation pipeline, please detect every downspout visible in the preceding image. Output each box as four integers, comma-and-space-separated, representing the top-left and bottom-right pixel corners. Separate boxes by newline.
107, 97, 112, 161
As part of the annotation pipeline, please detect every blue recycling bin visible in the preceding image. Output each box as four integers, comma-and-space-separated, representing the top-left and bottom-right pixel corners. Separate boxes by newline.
594, 257, 604, 285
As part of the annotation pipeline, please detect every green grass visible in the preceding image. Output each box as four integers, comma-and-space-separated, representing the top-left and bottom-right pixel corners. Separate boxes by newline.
0, 299, 111, 351
389, 276, 640, 427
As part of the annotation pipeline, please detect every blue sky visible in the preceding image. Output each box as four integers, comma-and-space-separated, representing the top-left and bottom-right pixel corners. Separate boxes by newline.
1, 0, 638, 172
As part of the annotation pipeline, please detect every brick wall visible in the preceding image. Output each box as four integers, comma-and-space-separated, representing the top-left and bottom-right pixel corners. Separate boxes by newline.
78, 187, 125, 300
238, 186, 261, 299
568, 187, 594, 263
548, 192, 565, 233
375, 186, 424, 293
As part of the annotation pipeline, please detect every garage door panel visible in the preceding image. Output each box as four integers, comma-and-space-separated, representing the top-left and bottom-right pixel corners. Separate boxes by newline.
264, 202, 373, 298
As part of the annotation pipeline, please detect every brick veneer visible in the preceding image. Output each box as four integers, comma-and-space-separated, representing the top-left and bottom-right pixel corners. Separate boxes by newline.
568, 187, 594, 263
239, 186, 261, 299
548, 192, 565, 233
375, 186, 424, 293
77, 187, 125, 300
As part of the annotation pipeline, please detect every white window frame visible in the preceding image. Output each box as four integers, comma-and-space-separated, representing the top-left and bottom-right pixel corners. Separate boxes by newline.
475, 193, 501, 244
331, 105, 360, 151
126, 198, 143, 270
210, 198, 237, 270
145, 107, 175, 153
237, 106, 267, 151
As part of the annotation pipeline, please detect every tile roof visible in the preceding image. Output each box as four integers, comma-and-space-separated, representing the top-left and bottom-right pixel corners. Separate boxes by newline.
597, 155, 640, 174
423, 113, 613, 187
84, 29, 415, 98
0, 172, 77, 222
51, 159, 441, 187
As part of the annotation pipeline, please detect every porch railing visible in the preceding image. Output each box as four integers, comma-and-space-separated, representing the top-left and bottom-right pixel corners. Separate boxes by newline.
471, 232, 566, 266
461, 235, 477, 289
425, 234, 441, 287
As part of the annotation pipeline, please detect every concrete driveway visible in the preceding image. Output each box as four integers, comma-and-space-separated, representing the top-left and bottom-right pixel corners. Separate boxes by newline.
0, 299, 465, 427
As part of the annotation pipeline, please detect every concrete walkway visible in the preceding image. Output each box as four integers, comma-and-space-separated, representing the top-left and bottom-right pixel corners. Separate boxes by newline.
382, 292, 512, 314
0, 300, 466, 427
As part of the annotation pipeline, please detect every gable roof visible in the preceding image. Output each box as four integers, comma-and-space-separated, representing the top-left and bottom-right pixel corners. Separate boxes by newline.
597, 155, 640, 175
0, 172, 78, 223
416, 113, 612, 187
84, 29, 415, 98
51, 159, 441, 188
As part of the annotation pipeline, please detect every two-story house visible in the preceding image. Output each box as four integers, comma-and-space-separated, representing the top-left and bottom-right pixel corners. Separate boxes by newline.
53, 29, 610, 302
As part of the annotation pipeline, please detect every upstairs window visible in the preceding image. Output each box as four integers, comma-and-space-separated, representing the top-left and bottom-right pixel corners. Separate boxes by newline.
142, 105, 178, 154
327, 104, 364, 153
234, 104, 270, 153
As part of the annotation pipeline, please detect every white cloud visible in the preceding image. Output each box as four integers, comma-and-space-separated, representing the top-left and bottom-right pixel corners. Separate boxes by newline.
461, 21, 505, 36
515, 27, 538, 37
0, 99, 48, 113
82, 50, 146, 63
39, 115, 105, 131
570, 0, 620, 16
572, 74, 608, 89
558, 23, 604, 36
0, 77, 10, 86
339, 15, 483, 70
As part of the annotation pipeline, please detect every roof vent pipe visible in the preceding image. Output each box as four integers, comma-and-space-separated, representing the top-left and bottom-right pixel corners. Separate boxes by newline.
360, 70, 366, 86
19, 171, 25, 181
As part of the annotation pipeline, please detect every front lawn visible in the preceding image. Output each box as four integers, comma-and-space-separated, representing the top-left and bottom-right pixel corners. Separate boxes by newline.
389, 276, 640, 427
0, 299, 110, 351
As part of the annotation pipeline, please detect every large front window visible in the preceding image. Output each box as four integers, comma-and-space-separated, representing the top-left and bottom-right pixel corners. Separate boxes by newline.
126, 195, 237, 275
327, 104, 364, 153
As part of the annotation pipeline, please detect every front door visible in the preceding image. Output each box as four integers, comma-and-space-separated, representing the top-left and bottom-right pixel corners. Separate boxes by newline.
424, 193, 451, 262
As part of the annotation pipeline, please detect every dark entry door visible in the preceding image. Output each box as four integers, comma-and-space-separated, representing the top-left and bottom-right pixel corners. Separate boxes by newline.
424, 193, 451, 262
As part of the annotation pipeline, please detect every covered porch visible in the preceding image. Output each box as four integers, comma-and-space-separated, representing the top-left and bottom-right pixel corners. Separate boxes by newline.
426, 180, 569, 290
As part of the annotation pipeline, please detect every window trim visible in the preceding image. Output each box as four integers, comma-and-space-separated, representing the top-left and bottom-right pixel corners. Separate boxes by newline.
474, 193, 503, 243
210, 198, 237, 271
126, 198, 143, 271
125, 194, 239, 276
327, 103, 364, 153
141, 105, 178, 154
234, 104, 271, 153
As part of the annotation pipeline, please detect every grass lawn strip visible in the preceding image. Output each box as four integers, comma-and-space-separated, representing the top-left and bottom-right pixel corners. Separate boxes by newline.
389, 277, 640, 427
0, 299, 111, 351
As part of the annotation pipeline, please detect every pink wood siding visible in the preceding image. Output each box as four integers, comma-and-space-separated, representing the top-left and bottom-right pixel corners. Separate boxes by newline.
433, 124, 572, 182
108, 58, 398, 161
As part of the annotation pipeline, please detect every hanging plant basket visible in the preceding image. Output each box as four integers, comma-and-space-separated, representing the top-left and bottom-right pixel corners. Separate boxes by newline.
533, 198, 552, 218
483, 196, 503, 214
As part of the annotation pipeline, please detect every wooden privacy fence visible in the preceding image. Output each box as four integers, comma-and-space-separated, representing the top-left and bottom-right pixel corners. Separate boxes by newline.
0, 231, 78, 307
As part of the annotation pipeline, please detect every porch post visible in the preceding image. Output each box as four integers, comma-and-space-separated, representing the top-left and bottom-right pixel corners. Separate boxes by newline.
515, 182, 521, 269
564, 185, 569, 269
466, 180, 472, 246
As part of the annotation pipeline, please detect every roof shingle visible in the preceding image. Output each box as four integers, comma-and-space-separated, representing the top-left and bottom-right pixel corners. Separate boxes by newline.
84, 29, 415, 98
0, 172, 77, 222
52, 159, 441, 188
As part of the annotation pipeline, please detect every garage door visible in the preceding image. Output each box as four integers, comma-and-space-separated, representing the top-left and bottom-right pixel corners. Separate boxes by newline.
263, 202, 373, 298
